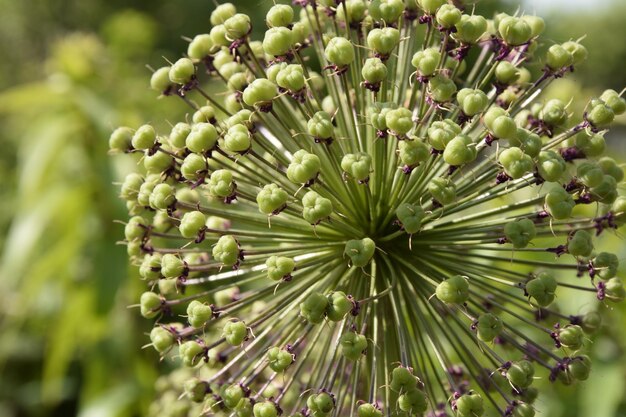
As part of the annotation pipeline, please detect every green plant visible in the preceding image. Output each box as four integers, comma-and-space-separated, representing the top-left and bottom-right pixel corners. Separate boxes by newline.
111, 1, 626, 416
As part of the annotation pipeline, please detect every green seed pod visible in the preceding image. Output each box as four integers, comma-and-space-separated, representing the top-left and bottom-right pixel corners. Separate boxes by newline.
149, 183, 175, 210
546, 44, 573, 70
498, 16, 532, 46
511, 402, 535, 417
436, 4, 462, 28
150, 326, 175, 353
495, 61, 520, 85
276, 64, 305, 92
179, 210, 206, 239
187, 300, 213, 328
211, 3, 236, 25
476, 313, 503, 342
267, 346, 294, 372
443, 134, 477, 166
150, 66, 172, 92
581, 311, 601, 334
253, 401, 278, 417
600, 89, 626, 115
398, 139, 429, 167
436, 275, 469, 304
136, 177, 157, 207
208, 169, 235, 199
456, 392, 485, 417
568, 355, 591, 381
179, 340, 205, 367
337, 0, 367, 25
540, 99, 568, 126
576, 132, 606, 157
223, 13, 251, 40
143, 147, 173, 174
577, 162, 604, 188
225, 92, 243, 113
221, 61, 245, 80
340, 331, 368, 360
362, 57, 388, 84
344, 237, 376, 267
521, 15, 545, 37
369, 105, 392, 131
132, 124, 157, 150
262, 27, 293, 56
397, 388, 427, 413
309, 392, 335, 414
369, 0, 405, 24
184, 378, 209, 403
454, 14, 487, 44
558, 324, 584, 350
545, 187, 575, 220
302, 191, 332, 224
417, 0, 446, 14
160, 253, 184, 278
168, 122, 191, 149
308, 111, 334, 140
427, 119, 461, 150
242, 78, 277, 108
326, 291, 353, 321
367, 27, 400, 56
227, 72, 250, 92
257, 183, 288, 215
221, 383, 245, 410
526, 271, 557, 306
568, 230, 593, 258
457, 88, 489, 116
357, 403, 382, 417
561, 41, 588, 66
223, 319, 248, 346
385, 107, 413, 136
511, 129, 542, 158
223, 124, 251, 154
212, 235, 240, 267
428, 74, 457, 103
504, 218, 536, 248
499, 147, 533, 179
266, 255, 295, 281
593, 252, 619, 280
341, 152, 372, 182
483, 107, 517, 139
124, 215, 148, 241
300, 292, 329, 324
390, 366, 419, 392
169, 57, 195, 85
109, 126, 134, 153
139, 253, 162, 280
287, 150, 321, 184
181, 153, 208, 181
266, 4, 293, 28
140, 291, 162, 318
606, 278, 626, 302
187, 34, 214, 60
185, 123, 217, 153
506, 360, 534, 389
598, 157, 624, 182
325, 37, 355, 67
537, 150, 566, 182
395, 203, 425, 234
411, 47, 441, 77
227, 109, 254, 129
428, 177, 456, 205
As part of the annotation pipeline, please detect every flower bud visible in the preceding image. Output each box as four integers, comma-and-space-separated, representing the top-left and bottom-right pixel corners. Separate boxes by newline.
385, 107, 413, 136
397, 388, 427, 413
600, 89, 626, 115
160, 253, 184, 278
483, 107, 517, 139
222, 383, 245, 409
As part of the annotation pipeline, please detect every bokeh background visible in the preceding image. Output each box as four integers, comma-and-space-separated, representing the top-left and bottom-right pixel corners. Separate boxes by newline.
0, 0, 624, 416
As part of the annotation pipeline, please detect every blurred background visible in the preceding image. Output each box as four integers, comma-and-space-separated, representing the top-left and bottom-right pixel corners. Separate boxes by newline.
0, 0, 624, 416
